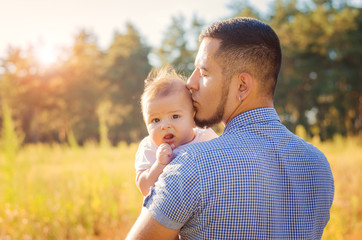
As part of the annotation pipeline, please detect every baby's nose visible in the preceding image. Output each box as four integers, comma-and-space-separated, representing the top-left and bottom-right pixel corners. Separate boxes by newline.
161, 122, 171, 130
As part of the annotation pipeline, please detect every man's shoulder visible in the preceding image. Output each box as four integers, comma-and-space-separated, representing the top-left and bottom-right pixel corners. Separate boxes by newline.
174, 133, 239, 163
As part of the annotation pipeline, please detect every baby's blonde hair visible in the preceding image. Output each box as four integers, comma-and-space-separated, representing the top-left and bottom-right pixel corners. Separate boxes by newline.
141, 66, 192, 120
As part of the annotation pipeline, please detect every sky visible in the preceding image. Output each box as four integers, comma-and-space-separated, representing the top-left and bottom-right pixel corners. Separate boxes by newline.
0, 0, 275, 64
1, 0, 361, 65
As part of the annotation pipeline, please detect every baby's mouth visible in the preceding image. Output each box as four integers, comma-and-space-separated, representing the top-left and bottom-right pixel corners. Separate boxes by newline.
163, 133, 175, 144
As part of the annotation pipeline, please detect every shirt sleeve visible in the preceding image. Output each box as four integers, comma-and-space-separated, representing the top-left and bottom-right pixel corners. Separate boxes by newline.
143, 152, 200, 230
135, 137, 157, 171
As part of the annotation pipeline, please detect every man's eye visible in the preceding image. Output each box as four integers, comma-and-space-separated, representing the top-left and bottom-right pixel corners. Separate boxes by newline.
200, 71, 208, 78
152, 118, 160, 123
172, 115, 180, 119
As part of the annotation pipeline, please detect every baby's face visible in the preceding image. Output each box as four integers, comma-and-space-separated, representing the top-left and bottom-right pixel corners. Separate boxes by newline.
144, 92, 195, 147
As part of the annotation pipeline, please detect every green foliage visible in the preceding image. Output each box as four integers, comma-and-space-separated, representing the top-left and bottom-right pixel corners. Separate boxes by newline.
228, 0, 262, 18
0, 100, 21, 162
96, 101, 111, 148
0, 100, 23, 202
104, 23, 152, 143
156, 14, 204, 76
269, 1, 361, 140
67, 129, 79, 149
60, 30, 106, 144
0, 23, 151, 145
0, 1, 360, 143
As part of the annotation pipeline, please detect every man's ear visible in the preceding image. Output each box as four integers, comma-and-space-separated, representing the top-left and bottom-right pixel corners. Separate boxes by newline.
237, 72, 253, 102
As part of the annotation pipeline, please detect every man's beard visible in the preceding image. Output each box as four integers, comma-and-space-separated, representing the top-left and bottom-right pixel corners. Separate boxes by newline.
194, 102, 225, 128
194, 81, 230, 128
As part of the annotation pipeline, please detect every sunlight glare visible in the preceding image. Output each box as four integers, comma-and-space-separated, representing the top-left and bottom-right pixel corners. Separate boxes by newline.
37, 45, 57, 66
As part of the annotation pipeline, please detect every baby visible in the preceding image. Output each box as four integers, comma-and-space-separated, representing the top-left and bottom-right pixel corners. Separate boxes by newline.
135, 66, 218, 196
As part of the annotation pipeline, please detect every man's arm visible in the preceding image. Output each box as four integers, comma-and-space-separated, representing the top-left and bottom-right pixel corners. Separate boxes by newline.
126, 208, 180, 240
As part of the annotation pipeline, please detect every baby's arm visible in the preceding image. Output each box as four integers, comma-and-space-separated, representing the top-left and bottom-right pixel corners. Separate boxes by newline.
136, 143, 174, 196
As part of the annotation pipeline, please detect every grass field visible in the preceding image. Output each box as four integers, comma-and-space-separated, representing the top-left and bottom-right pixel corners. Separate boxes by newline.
0, 137, 361, 239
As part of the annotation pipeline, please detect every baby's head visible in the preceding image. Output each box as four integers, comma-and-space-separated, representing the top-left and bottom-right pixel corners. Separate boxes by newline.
141, 67, 196, 147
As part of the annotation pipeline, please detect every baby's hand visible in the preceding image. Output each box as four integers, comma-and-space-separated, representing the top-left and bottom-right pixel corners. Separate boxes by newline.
156, 143, 174, 165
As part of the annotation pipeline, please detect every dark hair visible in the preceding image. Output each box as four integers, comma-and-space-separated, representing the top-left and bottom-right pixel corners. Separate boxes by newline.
200, 17, 282, 97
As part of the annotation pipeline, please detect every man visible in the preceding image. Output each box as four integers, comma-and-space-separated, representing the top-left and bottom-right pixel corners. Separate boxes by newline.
127, 17, 334, 239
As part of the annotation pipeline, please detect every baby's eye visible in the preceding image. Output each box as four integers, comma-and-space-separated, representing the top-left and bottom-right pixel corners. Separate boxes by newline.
152, 118, 160, 123
172, 114, 180, 119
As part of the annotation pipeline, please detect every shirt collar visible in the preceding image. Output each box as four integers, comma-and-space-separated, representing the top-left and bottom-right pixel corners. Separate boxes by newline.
223, 107, 280, 134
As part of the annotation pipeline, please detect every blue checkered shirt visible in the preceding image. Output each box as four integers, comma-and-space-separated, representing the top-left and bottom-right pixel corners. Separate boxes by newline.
144, 107, 334, 239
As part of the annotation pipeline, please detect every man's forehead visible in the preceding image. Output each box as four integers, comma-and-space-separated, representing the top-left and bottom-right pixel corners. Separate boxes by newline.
195, 38, 221, 69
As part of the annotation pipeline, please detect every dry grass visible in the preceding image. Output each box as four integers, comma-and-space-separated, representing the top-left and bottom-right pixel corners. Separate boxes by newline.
0, 142, 143, 239
0, 137, 361, 239
318, 136, 362, 240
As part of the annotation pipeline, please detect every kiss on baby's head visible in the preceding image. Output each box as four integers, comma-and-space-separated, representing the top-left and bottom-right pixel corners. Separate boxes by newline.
135, 67, 218, 197
140, 67, 196, 148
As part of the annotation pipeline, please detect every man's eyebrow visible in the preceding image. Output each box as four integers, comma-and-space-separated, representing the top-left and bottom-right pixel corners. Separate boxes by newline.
194, 63, 209, 72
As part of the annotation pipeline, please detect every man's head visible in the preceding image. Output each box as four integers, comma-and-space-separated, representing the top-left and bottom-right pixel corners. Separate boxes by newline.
141, 67, 196, 147
187, 17, 282, 128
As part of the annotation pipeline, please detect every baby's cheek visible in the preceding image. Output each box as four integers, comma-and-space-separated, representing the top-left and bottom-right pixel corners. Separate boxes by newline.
148, 129, 159, 144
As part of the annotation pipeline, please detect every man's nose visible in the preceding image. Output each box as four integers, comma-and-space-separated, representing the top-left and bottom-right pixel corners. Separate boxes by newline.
187, 69, 199, 91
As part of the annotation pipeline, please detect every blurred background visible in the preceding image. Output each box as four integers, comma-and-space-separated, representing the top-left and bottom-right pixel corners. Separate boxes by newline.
0, 0, 361, 239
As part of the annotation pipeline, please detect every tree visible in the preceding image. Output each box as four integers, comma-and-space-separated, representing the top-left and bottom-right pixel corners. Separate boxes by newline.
226, 0, 361, 140
0, 46, 49, 143
331, 7, 362, 136
227, 0, 262, 18
58, 29, 106, 144
156, 14, 204, 76
103, 23, 152, 143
